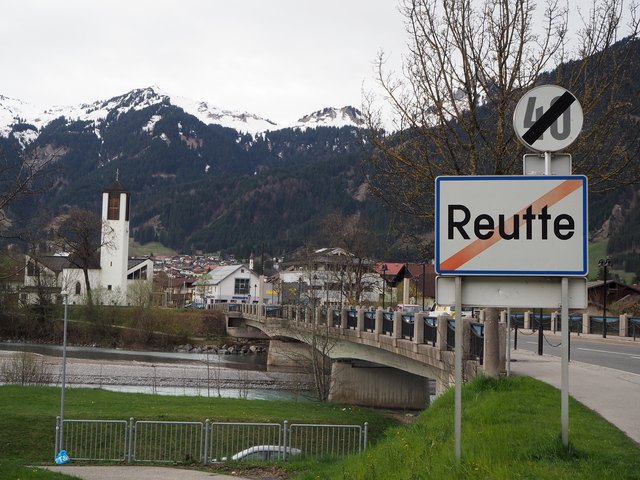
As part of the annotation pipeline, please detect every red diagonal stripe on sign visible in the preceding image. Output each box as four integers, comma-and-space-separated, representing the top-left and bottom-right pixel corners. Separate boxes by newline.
440, 179, 583, 271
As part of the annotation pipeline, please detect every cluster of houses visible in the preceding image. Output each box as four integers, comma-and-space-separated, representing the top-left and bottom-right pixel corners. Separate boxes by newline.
11, 178, 434, 309
6, 178, 640, 317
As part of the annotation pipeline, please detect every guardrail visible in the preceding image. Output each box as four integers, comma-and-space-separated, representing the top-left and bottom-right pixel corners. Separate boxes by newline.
55, 417, 368, 464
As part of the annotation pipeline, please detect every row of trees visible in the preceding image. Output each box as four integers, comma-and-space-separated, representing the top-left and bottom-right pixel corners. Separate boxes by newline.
362, 0, 640, 376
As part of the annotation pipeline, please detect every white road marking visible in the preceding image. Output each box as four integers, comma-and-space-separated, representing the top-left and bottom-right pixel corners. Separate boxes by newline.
576, 347, 639, 358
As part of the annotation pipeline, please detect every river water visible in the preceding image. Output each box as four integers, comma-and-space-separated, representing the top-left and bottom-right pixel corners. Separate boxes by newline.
0, 342, 315, 401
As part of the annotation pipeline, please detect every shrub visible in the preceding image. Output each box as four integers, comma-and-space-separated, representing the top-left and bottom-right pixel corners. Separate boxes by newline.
0, 352, 53, 385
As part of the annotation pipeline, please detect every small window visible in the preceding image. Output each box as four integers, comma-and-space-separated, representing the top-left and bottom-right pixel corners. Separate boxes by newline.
75, 281, 81, 295
107, 193, 120, 220
107, 285, 112, 291
235, 278, 250, 295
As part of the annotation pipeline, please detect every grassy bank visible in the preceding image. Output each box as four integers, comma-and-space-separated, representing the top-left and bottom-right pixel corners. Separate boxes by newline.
296, 376, 640, 480
0, 385, 398, 479
3, 377, 640, 480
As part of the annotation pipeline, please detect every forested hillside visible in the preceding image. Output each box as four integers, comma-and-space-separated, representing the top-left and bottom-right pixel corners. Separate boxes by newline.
1, 38, 640, 269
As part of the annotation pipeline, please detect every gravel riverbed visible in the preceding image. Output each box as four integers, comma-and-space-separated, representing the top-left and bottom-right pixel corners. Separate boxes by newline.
0, 350, 315, 397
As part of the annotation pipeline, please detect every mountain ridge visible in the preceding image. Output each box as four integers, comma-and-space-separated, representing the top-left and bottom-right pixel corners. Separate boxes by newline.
0, 86, 365, 138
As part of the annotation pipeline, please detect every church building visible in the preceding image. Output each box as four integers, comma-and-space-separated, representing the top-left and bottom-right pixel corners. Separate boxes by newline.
23, 177, 153, 305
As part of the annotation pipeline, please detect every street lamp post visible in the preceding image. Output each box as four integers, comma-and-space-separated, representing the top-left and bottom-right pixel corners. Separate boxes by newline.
58, 292, 69, 454
313, 274, 318, 308
340, 270, 344, 308
599, 258, 611, 338
381, 264, 388, 310
254, 284, 257, 304
326, 275, 329, 307
422, 262, 426, 311
297, 277, 302, 304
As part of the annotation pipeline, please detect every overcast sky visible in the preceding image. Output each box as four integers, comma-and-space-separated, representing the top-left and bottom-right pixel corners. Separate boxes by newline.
1, 0, 407, 124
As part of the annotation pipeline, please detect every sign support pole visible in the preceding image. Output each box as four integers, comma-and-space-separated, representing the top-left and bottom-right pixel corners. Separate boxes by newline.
506, 307, 511, 376
544, 151, 552, 175
561, 277, 569, 446
454, 275, 462, 459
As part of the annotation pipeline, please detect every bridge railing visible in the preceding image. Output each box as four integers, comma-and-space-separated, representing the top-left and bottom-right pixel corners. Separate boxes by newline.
424, 318, 437, 346
382, 312, 394, 335
226, 304, 486, 366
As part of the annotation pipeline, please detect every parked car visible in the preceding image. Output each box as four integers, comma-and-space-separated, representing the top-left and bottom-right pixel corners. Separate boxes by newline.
231, 445, 302, 461
427, 304, 474, 319
396, 304, 422, 315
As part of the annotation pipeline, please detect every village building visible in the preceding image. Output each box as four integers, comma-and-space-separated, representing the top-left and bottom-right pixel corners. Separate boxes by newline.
192, 264, 263, 307
23, 178, 153, 305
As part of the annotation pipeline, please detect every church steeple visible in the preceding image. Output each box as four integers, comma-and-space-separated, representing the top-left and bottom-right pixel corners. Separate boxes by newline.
100, 175, 131, 304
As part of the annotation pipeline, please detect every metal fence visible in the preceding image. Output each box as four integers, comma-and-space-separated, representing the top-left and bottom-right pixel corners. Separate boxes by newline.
56, 419, 129, 462
423, 317, 437, 346
364, 311, 376, 332
588, 315, 620, 336
133, 421, 204, 464
55, 417, 368, 465
382, 312, 394, 335
207, 422, 282, 463
631, 318, 640, 339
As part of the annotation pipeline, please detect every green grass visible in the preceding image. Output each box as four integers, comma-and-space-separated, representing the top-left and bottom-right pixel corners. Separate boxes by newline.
3, 378, 640, 479
128, 239, 176, 257
0, 385, 397, 479
295, 376, 640, 480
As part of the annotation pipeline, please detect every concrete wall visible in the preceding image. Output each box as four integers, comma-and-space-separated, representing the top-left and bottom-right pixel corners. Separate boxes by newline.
267, 339, 315, 373
328, 360, 430, 410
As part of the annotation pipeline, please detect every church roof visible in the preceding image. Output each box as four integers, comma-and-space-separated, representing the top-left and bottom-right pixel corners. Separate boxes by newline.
103, 179, 129, 194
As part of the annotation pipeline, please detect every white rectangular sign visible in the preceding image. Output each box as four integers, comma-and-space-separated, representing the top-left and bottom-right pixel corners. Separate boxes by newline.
435, 176, 588, 276
436, 276, 587, 309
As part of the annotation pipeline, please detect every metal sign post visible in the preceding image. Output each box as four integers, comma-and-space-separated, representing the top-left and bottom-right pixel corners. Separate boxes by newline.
438, 84, 586, 459
454, 276, 462, 459
513, 84, 585, 448
561, 277, 569, 445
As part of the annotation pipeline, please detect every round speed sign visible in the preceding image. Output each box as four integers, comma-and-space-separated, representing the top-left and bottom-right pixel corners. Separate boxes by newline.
513, 85, 583, 152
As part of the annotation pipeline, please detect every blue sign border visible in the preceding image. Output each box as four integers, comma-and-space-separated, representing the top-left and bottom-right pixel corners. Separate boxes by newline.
435, 175, 588, 276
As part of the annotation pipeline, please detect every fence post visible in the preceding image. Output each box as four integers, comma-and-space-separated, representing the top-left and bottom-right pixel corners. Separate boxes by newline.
357, 307, 365, 338
582, 313, 590, 334
363, 422, 368, 451
128, 417, 135, 464
392, 311, 402, 346
340, 308, 348, 333
414, 313, 425, 351
374, 307, 383, 341
283, 420, 289, 457
620, 314, 628, 337
203, 419, 210, 464
55, 416, 60, 457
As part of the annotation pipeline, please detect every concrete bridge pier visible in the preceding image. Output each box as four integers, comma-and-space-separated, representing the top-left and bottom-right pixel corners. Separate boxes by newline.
328, 360, 430, 410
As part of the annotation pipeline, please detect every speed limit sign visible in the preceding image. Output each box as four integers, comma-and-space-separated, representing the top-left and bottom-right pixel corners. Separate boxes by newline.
513, 85, 583, 152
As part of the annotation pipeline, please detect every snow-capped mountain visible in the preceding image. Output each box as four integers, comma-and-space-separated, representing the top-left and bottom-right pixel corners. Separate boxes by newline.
293, 106, 365, 129
0, 87, 365, 146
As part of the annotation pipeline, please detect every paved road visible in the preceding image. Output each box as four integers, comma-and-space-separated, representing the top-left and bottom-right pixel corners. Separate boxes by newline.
41, 466, 250, 480
513, 330, 640, 374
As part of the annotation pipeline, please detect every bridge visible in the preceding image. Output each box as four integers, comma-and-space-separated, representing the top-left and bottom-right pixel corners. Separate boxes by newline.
218, 304, 487, 409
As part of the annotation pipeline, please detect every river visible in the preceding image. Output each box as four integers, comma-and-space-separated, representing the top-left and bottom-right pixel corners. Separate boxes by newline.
0, 342, 315, 401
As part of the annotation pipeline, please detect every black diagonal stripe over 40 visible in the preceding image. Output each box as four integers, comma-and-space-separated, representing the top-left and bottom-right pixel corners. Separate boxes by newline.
522, 91, 575, 146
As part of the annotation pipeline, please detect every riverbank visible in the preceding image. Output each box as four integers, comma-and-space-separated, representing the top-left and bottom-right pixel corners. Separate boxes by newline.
0, 345, 314, 399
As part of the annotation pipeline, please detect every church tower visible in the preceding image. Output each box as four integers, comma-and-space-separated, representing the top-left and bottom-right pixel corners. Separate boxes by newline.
100, 174, 130, 303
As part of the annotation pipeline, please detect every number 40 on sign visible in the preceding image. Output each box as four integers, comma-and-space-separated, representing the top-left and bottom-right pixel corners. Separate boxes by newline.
512, 84, 583, 153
